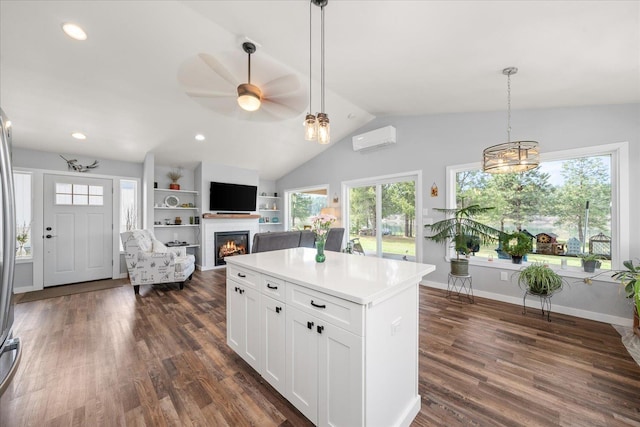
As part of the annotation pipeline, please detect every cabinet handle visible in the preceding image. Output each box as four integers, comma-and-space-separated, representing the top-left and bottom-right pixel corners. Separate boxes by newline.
234, 287, 239, 293
307, 321, 314, 330
267, 283, 278, 290
317, 325, 324, 334
240, 289, 245, 294
276, 306, 282, 314
237, 273, 246, 278
310, 300, 326, 309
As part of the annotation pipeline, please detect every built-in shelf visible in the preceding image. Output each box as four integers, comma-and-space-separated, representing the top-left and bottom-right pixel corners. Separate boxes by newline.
154, 188, 198, 194
259, 209, 281, 212
259, 223, 282, 226
259, 195, 280, 199
154, 224, 200, 228
155, 207, 199, 210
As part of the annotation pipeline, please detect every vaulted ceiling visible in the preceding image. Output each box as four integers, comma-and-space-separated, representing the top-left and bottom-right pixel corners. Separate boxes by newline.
1, 1, 638, 180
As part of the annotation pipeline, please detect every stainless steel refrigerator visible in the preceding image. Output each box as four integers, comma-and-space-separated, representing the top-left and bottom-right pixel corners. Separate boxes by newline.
0, 108, 21, 396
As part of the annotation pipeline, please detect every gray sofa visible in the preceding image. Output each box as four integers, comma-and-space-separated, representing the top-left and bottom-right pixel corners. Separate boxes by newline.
252, 228, 345, 253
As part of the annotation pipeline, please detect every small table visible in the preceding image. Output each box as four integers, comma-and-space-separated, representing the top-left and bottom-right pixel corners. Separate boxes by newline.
447, 273, 474, 303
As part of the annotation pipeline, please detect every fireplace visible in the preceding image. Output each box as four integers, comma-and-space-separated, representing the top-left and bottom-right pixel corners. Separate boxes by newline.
215, 230, 250, 266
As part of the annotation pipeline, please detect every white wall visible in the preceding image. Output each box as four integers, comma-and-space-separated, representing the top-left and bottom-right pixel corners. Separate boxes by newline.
276, 103, 640, 325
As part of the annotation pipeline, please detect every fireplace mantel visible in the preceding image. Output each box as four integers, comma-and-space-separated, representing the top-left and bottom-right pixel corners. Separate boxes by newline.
202, 213, 261, 219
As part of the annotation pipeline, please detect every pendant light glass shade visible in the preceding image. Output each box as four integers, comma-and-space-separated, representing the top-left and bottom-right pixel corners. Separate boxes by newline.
304, 114, 317, 140
483, 141, 540, 174
482, 67, 540, 174
305, 0, 330, 144
237, 83, 262, 112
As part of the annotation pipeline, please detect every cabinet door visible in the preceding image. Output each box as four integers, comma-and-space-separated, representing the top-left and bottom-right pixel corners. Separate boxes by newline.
286, 307, 319, 424
243, 286, 261, 371
227, 280, 244, 354
261, 294, 286, 395
319, 322, 364, 427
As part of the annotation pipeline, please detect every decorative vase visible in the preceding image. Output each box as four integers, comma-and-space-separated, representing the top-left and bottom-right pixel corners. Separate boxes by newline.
511, 255, 523, 264
315, 240, 326, 263
169, 183, 180, 190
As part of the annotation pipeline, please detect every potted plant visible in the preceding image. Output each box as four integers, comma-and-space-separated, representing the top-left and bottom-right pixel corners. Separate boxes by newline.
167, 168, 183, 190
425, 204, 502, 276
501, 231, 533, 264
579, 253, 603, 273
515, 262, 566, 295
611, 260, 640, 338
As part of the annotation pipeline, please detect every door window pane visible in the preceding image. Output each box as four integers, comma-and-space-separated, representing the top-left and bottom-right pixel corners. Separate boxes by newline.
55, 182, 103, 206
348, 185, 377, 256
382, 181, 416, 261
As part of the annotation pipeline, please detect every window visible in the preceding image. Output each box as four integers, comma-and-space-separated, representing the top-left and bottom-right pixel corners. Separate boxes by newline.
448, 143, 628, 271
120, 179, 138, 233
285, 186, 328, 230
14, 171, 32, 258
55, 183, 104, 205
344, 172, 421, 261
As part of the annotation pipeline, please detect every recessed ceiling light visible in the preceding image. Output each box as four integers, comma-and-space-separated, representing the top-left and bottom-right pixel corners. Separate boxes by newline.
71, 132, 87, 140
195, 134, 205, 141
5, 121, 11, 128
62, 23, 87, 41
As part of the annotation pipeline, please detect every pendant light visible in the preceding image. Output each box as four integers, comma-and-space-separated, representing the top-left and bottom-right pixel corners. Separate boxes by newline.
304, 0, 330, 144
482, 67, 539, 174
237, 42, 262, 112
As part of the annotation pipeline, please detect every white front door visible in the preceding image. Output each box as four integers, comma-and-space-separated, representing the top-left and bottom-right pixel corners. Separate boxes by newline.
43, 174, 113, 287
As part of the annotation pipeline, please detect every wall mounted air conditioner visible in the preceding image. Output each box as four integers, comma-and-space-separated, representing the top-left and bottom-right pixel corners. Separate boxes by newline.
352, 125, 397, 152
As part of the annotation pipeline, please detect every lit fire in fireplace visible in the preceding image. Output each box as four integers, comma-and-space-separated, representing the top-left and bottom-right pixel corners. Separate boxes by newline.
219, 239, 247, 259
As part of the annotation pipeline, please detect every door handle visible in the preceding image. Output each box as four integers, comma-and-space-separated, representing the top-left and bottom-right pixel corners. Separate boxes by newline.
45, 234, 56, 239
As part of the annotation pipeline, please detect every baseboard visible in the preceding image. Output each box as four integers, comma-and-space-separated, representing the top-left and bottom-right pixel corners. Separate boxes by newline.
421, 280, 633, 327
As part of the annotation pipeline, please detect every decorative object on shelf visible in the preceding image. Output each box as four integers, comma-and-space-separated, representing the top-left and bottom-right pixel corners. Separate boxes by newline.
154, 182, 158, 188
304, 0, 331, 145
424, 204, 502, 275
175, 217, 182, 225
259, 217, 265, 223
272, 217, 279, 223
310, 212, 337, 263
194, 216, 200, 224
265, 217, 270, 223
167, 168, 183, 190
274, 192, 278, 197
272, 202, 277, 210
431, 182, 438, 197
16, 222, 30, 256
482, 67, 540, 174
189, 216, 194, 224
333, 193, 338, 203
501, 231, 533, 264
164, 195, 180, 208
164, 218, 171, 225
59, 155, 99, 172
261, 192, 267, 196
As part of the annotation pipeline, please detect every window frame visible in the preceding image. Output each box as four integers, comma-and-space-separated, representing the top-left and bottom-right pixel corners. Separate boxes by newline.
445, 142, 629, 277
283, 184, 330, 231
13, 170, 33, 260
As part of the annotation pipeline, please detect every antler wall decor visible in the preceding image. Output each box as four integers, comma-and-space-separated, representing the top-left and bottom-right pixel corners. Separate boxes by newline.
60, 155, 99, 172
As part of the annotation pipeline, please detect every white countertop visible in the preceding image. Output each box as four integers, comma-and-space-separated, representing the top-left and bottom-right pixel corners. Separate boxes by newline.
225, 247, 436, 305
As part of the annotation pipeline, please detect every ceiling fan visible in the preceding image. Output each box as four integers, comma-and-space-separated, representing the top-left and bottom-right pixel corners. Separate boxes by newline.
178, 42, 307, 121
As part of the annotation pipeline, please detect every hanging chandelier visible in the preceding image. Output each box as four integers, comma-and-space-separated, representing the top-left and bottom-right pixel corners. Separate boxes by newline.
304, 0, 330, 144
482, 67, 540, 174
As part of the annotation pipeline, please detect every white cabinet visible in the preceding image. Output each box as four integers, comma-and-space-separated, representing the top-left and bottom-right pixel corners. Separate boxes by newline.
227, 277, 261, 371
225, 249, 434, 427
286, 306, 363, 426
260, 294, 286, 395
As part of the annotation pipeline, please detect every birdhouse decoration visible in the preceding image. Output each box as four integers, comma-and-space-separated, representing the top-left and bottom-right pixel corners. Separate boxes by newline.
536, 232, 558, 255
566, 237, 582, 255
589, 233, 611, 258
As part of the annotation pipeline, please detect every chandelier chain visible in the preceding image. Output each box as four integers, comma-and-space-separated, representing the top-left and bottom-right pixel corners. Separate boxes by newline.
507, 72, 511, 142
321, 4, 325, 113
309, 1, 312, 112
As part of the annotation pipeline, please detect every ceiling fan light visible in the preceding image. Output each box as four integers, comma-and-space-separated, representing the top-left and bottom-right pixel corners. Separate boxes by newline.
317, 113, 330, 145
237, 83, 262, 111
304, 114, 318, 141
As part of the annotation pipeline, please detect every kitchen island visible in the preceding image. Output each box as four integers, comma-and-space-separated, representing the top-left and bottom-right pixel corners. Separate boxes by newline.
225, 247, 435, 427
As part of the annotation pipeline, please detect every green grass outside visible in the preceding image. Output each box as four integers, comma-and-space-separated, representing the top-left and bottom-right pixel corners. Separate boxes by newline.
349, 235, 415, 256
474, 247, 612, 270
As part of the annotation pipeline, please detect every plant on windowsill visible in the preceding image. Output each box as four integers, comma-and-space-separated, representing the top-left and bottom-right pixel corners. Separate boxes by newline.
501, 231, 533, 264
16, 222, 30, 257
578, 253, 604, 273
167, 168, 183, 190
424, 204, 503, 276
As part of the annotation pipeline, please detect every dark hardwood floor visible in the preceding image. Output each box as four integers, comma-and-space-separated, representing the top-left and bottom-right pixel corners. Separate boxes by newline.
1, 269, 639, 426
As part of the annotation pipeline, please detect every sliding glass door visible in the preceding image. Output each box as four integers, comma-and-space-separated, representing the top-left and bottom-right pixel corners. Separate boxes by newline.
345, 173, 420, 261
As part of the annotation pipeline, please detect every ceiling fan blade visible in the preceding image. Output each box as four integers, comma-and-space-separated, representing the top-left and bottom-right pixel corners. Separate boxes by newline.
185, 89, 235, 99
197, 53, 239, 87
261, 98, 306, 120
262, 74, 301, 97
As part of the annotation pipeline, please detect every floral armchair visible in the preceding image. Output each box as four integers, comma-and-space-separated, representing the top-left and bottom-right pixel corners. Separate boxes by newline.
121, 229, 195, 294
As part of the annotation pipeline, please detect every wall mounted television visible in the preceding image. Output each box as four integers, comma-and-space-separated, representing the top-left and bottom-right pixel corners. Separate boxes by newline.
209, 181, 257, 212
